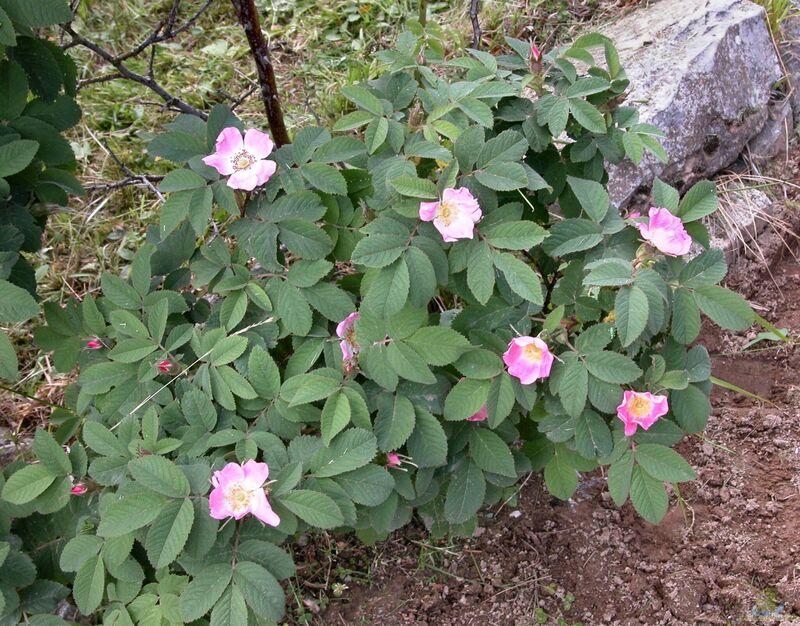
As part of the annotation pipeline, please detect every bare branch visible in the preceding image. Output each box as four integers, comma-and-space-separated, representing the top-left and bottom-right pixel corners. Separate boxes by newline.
230, 0, 290, 146
470, 0, 481, 49
61, 0, 213, 120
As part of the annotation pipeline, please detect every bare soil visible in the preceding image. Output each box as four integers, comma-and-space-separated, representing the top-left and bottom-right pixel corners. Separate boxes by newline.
314, 211, 800, 624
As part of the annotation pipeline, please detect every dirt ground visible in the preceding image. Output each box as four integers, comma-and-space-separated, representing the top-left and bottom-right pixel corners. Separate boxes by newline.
314, 186, 800, 624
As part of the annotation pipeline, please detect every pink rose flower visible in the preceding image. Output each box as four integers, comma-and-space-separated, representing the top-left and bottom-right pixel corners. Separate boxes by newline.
635, 207, 692, 256
616, 390, 669, 437
86, 339, 103, 350
467, 405, 488, 422
157, 359, 174, 374
208, 460, 280, 526
202, 127, 277, 191
336, 312, 360, 361
70, 484, 88, 495
419, 187, 482, 242
531, 43, 542, 62
386, 452, 402, 468
502, 337, 554, 385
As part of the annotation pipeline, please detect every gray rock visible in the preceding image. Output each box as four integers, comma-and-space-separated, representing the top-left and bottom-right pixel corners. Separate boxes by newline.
746, 97, 794, 164
601, 0, 782, 208
782, 1, 800, 118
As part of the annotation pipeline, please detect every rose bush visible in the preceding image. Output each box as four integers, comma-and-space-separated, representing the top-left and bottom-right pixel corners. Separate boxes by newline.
0, 26, 757, 625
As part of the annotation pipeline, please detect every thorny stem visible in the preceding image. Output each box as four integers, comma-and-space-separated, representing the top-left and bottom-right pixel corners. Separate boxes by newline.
418, 0, 428, 26
469, 0, 481, 49
229, 0, 291, 147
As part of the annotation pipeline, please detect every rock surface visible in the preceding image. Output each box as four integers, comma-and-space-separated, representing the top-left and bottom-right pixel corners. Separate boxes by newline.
784, 1, 800, 119
602, 0, 782, 208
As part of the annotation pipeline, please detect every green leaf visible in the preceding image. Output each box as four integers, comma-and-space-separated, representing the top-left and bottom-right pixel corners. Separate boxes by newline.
0, 279, 38, 323
389, 176, 438, 199
467, 241, 495, 304
248, 345, 281, 400
444, 378, 491, 421
692, 285, 754, 331
145, 498, 195, 569
457, 97, 493, 127
158, 168, 207, 192
635, 444, 695, 482
469, 429, 516, 477
59, 535, 102, 572
444, 459, 485, 523
629, 465, 668, 523
1, 464, 57, 504
233, 561, 285, 621
574, 410, 613, 459
320, 391, 351, 446
280, 489, 344, 529
541, 219, 603, 257
108, 338, 158, 363
679, 248, 727, 288
210, 587, 248, 626
607, 449, 633, 506
301, 162, 347, 195
33, 428, 71, 476
482, 221, 548, 250
493, 252, 543, 304
453, 124, 484, 171
374, 394, 416, 451
406, 407, 448, 468
569, 98, 606, 133
670, 384, 711, 432
584, 351, 642, 384
335, 465, 394, 506
405, 326, 471, 366
0, 61, 28, 118
365, 116, 388, 153
477, 129, 528, 167
280, 373, 340, 406
180, 564, 233, 622
352, 234, 407, 268
279, 219, 334, 260
566, 176, 609, 222
474, 162, 528, 191
615, 285, 649, 347
671, 286, 701, 344
2, 0, 72, 27
0, 139, 39, 178
72, 555, 104, 616
129, 455, 190, 497
559, 359, 588, 418
101, 273, 141, 310
97, 492, 165, 537
678, 180, 718, 222
584, 258, 633, 287
341, 85, 384, 115
652, 179, 679, 212
386, 341, 436, 384
208, 335, 248, 366
544, 450, 578, 499
314, 428, 377, 477
362, 259, 409, 318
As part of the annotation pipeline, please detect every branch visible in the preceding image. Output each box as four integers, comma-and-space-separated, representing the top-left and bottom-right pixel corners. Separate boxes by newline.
229, 0, 290, 147
469, 0, 481, 49
61, 0, 212, 120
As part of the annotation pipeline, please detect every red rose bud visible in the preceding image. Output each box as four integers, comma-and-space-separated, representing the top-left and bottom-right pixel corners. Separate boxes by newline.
86, 339, 103, 350
70, 484, 88, 495
531, 43, 542, 63
157, 359, 174, 374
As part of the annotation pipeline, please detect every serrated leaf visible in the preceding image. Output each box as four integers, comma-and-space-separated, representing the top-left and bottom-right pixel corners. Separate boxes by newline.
97, 492, 164, 537
584, 351, 642, 384
444, 459, 485, 523
145, 498, 194, 569
559, 359, 588, 418
692, 285, 754, 331
180, 564, 233, 622
444, 378, 491, 421
469, 429, 516, 477
374, 394, 416, 451
320, 391, 351, 446
607, 449, 633, 505
406, 407, 447, 468
629, 465, 668, 523
635, 444, 695, 482
475, 162, 528, 191
615, 285, 649, 347
129, 455, 190, 497
493, 252, 543, 304
1, 464, 56, 504
72, 555, 104, 616
280, 489, 344, 529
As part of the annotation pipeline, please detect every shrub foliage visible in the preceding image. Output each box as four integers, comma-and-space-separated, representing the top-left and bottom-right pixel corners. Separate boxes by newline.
0, 25, 754, 625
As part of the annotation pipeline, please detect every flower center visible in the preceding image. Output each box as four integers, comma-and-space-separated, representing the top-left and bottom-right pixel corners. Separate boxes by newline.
523, 343, 543, 362
232, 150, 255, 171
344, 327, 359, 353
628, 396, 652, 419
225, 481, 253, 513
437, 201, 456, 226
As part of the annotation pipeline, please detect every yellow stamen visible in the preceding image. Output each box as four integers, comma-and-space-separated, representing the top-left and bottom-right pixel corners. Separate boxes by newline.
232, 150, 254, 171
225, 482, 253, 512
628, 396, 652, 418
523, 343, 543, 362
436, 201, 456, 226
